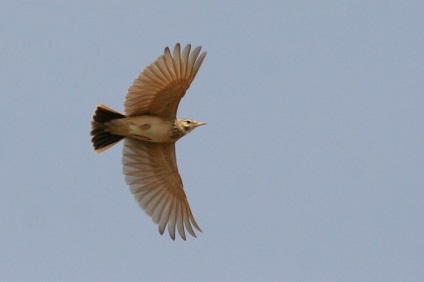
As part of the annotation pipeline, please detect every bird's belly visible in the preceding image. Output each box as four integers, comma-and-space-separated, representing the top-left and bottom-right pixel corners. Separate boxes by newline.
126, 116, 174, 143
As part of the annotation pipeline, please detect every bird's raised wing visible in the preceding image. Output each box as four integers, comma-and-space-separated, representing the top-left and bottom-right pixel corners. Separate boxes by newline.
122, 138, 201, 240
124, 43, 206, 119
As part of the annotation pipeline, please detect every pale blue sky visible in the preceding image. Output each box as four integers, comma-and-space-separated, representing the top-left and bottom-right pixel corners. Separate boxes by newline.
2, 1, 424, 281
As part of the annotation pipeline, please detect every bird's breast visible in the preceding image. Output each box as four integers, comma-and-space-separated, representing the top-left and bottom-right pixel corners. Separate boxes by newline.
128, 116, 175, 143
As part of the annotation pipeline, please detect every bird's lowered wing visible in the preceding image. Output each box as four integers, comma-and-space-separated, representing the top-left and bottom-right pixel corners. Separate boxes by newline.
124, 43, 207, 119
122, 138, 201, 240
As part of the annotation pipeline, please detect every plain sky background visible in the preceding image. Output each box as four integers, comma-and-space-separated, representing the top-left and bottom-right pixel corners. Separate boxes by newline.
1, 1, 424, 281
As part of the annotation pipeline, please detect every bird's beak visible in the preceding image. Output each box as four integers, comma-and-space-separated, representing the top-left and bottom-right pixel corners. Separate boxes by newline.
196, 121, 207, 127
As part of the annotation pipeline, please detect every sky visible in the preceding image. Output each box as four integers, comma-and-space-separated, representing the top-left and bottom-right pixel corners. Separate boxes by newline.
1, 1, 424, 281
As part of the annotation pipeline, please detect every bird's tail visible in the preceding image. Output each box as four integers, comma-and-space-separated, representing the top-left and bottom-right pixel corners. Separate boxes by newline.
91, 104, 126, 153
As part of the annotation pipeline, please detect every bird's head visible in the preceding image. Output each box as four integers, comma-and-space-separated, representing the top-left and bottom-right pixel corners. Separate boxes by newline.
177, 118, 206, 135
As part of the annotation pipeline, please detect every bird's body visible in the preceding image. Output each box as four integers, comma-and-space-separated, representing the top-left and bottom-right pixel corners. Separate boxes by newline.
90, 43, 206, 240
107, 115, 176, 142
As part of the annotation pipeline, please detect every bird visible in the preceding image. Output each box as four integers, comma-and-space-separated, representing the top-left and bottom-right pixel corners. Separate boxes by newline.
90, 43, 207, 240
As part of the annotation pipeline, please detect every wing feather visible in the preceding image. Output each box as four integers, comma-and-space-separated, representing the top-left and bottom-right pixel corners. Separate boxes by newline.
167, 200, 177, 240
176, 201, 186, 240
180, 44, 191, 80
172, 44, 182, 79
191, 52, 207, 82
158, 193, 172, 235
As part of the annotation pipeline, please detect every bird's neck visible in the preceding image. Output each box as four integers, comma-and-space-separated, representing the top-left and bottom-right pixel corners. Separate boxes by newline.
171, 119, 186, 141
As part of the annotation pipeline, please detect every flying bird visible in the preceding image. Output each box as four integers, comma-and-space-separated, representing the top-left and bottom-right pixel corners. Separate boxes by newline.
91, 43, 207, 240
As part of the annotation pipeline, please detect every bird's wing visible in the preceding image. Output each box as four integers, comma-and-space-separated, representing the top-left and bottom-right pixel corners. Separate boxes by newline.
124, 43, 207, 119
122, 138, 201, 240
